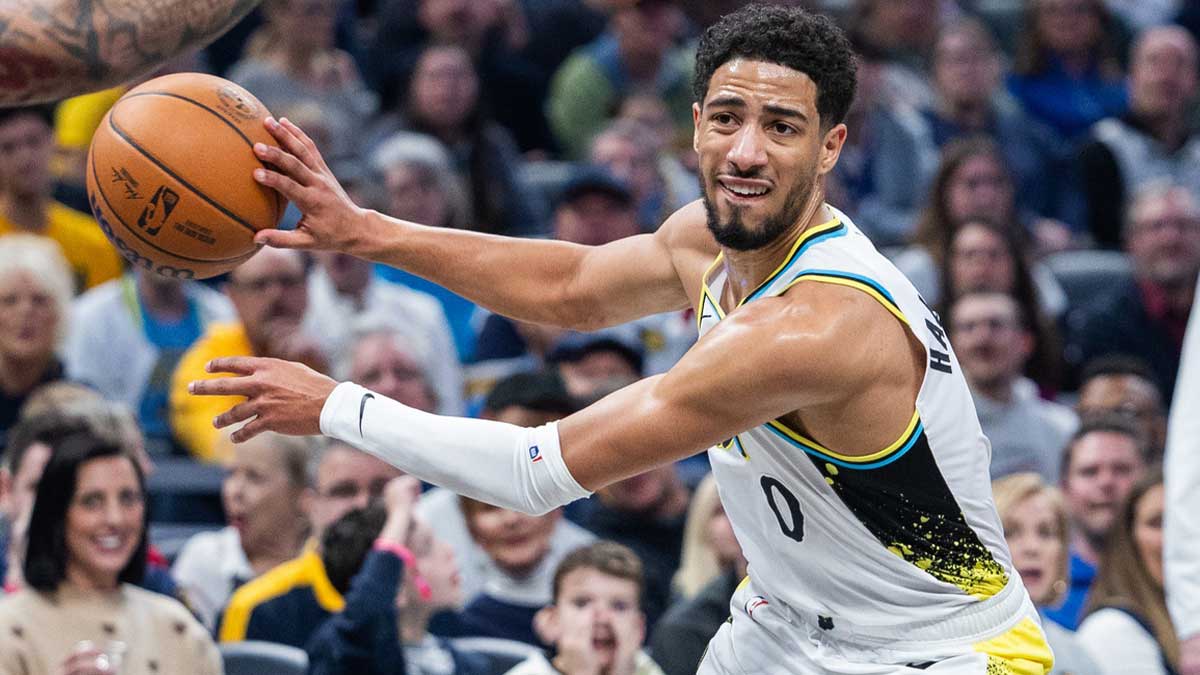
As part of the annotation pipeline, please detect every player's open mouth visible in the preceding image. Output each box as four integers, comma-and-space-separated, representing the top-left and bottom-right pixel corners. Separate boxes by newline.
718, 177, 772, 201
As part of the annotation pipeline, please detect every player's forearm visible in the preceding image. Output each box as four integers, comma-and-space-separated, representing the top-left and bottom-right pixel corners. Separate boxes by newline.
354, 209, 608, 330
320, 382, 591, 515
0, 0, 258, 105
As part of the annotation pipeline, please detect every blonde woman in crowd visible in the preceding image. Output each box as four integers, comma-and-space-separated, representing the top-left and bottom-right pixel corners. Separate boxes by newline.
993, 473, 1098, 675
0, 235, 73, 447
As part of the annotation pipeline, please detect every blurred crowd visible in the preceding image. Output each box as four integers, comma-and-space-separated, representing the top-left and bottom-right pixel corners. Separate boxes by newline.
0, 0, 1199, 673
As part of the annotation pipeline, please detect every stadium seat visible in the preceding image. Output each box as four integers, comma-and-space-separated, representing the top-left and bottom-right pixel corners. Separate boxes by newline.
219, 641, 308, 675
1043, 249, 1134, 311
449, 636, 541, 675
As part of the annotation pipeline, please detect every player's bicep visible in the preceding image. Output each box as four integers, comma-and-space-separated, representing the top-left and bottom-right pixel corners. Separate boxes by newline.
558, 298, 836, 489
565, 232, 690, 328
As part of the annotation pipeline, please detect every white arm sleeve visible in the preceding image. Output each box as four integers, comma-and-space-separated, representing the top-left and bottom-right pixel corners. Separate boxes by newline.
319, 382, 592, 515
1166, 277, 1200, 640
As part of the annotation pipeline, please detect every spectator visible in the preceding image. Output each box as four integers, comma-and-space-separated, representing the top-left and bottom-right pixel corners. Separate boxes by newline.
1077, 26, 1200, 248
1075, 356, 1167, 460
1, 401, 178, 600
228, 0, 377, 161
64, 268, 234, 453
369, 131, 479, 362
650, 475, 746, 675
940, 219, 1066, 393
589, 119, 699, 232
169, 247, 327, 463
370, 42, 540, 236
845, 0, 942, 111
573, 464, 689, 629
1066, 181, 1200, 402
859, 17, 1063, 245
305, 251, 464, 415
891, 137, 1069, 313
548, 0, 691, 159
1165, 274, 1200, 675
1045, 416, 1147, 629
0, 106, 121, 292
1007, 0, 1127, 140
0, 432, 220, 674
217, 442, 404, 647
549, 335, 643, 400
343, 325, 441, 414
508, 541, 666, 675
367, 0, 556, 154
172, 432, 313, 631
947, 291, 1077, 482
0, 236, 73, 448
1077, 469, 1177, 675
307, 480, 490, 675
991, 472, 1100, 675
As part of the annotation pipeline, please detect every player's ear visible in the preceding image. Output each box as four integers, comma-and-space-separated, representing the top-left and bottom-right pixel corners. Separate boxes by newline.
817, 123, 847, 175
692, 102, 702, 153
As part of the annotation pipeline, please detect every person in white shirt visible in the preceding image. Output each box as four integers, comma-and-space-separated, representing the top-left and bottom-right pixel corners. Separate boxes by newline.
172, 431, 312, 629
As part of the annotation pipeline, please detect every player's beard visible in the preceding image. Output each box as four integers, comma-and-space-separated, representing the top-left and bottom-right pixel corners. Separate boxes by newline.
701, 165, 818, 251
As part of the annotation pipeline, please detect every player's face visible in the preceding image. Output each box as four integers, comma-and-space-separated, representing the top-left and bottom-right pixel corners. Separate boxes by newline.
1132, 484, 1165, 588
693, 59, 845, 251
551, 568, 644, 669
1062, 432, 1144, 542
1003, 492, 1064, 606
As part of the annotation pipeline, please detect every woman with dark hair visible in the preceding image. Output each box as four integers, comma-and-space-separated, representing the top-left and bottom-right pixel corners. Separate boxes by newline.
939, 219, 1066, 393
0, 433, 220, 675
892, 136, 1069, 315
1007, 0, 1128, 140
1077, 468, 1176, 675
367, 42, 540, 236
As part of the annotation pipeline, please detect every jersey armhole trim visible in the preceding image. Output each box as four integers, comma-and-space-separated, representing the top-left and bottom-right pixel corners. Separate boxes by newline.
764, 411, 922, 469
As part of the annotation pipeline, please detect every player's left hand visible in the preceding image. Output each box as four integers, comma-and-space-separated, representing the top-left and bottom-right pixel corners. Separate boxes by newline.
188, 356, 337, 442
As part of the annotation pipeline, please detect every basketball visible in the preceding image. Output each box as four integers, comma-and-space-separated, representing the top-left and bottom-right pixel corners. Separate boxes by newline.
85, 72, 285, 279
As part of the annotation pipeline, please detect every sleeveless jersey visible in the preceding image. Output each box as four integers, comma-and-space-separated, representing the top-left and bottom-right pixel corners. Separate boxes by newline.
698, 207, 1021, 636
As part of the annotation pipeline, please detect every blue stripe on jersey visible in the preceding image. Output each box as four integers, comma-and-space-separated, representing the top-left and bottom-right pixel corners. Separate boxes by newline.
764, 418, 925, 470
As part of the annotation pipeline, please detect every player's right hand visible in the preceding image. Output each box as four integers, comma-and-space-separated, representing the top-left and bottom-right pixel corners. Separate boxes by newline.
251, 117, 376, 255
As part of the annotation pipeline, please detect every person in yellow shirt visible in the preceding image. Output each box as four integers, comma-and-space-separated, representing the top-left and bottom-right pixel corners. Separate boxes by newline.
0, 105, 123, 292
170, 247, 327, 462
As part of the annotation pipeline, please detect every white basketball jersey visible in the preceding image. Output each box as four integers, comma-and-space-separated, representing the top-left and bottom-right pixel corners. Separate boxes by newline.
698, 207, 1021, 635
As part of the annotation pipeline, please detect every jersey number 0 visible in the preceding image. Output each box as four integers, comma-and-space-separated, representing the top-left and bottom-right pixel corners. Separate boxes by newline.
761, 476, 805, 542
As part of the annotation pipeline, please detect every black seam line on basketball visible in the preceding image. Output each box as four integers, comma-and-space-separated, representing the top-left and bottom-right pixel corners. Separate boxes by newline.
121, 91, 259, 150
90, 153, 253, 264
107, 114, 259, 235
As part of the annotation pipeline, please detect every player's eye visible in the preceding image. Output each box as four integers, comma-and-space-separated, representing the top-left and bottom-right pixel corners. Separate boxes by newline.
712, 113, 736, 126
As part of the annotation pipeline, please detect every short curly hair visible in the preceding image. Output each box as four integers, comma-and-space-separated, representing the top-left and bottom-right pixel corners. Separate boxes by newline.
692, 4, 857, 129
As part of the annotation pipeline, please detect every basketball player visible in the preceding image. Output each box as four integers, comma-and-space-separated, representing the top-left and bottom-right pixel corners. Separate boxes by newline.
0, 0, 257, 105
193, 6, 1054, 673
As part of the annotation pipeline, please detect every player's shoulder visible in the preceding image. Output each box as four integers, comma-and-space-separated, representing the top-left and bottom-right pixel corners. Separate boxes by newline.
656, 200, 716, 255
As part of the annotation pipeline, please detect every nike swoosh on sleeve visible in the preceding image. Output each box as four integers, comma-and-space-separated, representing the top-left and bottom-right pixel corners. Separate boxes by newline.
358, 393, 375, 437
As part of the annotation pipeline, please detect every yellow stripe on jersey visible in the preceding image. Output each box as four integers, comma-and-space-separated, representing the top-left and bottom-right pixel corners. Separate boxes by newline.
740, 217, 844, 306
766, 410, 921, 469
782, 271, 909, 326
973, 617, 1054, 675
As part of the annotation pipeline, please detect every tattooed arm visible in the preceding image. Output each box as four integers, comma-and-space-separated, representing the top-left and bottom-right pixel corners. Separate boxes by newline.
0, 0, 259, 105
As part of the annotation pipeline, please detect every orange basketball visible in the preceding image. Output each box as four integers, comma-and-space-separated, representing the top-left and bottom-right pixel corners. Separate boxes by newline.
86, 72, 285, 279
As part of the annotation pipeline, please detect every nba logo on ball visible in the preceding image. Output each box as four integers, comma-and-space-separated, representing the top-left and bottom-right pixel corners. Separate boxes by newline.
529, 446, 543, 463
